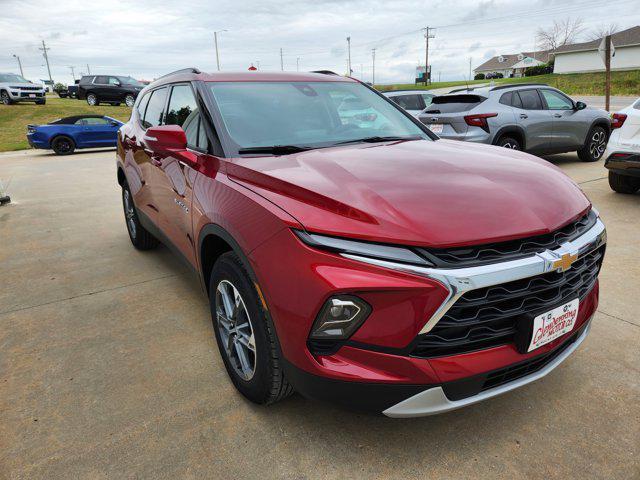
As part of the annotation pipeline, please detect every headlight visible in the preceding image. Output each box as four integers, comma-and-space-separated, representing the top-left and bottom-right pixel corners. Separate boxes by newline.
293, 230, 432, 266
309, 295, 371, 340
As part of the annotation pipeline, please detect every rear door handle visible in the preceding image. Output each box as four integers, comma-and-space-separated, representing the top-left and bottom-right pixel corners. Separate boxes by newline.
519, 113, 528, 119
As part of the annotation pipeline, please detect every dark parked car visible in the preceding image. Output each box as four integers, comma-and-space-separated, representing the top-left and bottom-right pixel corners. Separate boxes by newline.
67, 79, 80, 99
27, 115, 123, 155
77, 75, 144, 107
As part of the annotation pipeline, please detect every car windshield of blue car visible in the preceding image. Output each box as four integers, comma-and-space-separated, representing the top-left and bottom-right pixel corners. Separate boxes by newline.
0, 74, 30, 83
208, 81, 431, 153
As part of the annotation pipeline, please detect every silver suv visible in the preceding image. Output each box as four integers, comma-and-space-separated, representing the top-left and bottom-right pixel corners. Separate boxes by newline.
418, 83, 611, 162
0, 73, 46, 105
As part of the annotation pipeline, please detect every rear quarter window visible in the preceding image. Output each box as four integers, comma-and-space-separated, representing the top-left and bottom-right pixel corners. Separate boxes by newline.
425, 94, 486, 113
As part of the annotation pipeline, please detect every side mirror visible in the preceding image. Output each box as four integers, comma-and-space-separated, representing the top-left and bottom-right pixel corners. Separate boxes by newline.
575, 101, 587, 110
143, 125, 187, 152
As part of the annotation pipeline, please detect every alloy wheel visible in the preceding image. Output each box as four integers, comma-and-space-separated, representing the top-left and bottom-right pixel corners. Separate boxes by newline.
54, 138, 73, 154
502, 142, 519, 149
87, 94, 97, 106
123, 188, 137, 239
215, 280, 257, 381
1, 92, 9, 105
589, 130, 607, 160
125, 95, 135, 108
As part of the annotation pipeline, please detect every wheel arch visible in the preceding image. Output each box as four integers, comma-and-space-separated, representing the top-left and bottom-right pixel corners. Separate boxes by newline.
492, 125, 526, 150
584, 118, 611, 145
49, 133, 75, 149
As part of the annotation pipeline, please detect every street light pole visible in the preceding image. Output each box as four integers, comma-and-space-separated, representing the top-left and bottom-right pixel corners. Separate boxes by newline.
280, 48, 284, 71
12, 54, 24, 77
214, 30, 227, 71
347, 36, 352, 75
296, 57, 300, 72
371, 48, 376, 86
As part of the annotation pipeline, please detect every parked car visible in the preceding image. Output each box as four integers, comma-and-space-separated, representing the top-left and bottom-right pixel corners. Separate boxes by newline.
383, 90, 434, 117
27, 115, 123, 155
77, 75, 144, 107
67, 79, 80, 99
0, 73, 46, 105
604, 98, 640, 194
419, 84, 611, 162
116, 69, 605, 417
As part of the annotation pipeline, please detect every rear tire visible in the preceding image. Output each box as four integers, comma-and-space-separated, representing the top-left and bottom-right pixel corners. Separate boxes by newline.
496, 136, 521, 150
86, 93, 99, 106
578, 126, 607, 162
210, 252, 293, 405
608, 171, 640, 194
51, 136, 75, 155
125, 94, 135, 107
121, 182, 159, 250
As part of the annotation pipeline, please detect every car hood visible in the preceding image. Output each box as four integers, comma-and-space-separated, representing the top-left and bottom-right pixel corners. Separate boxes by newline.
226, 139, 590, 248
6, 82, 44, 89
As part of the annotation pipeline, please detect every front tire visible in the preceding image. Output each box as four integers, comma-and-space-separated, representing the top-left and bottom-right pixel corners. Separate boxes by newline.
496, 136, 521, 150
36, 99, 46, 105
121, 182, 159, 250
608, 171, 640, 194
1, 91, 13, 105
51, 136, 75, 155
578, 126, 607, 162
210, 252, 293, 405
86, 93, 99, 106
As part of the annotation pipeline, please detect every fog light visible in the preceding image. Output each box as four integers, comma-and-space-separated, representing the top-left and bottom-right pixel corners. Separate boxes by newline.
310, 295, 371, 340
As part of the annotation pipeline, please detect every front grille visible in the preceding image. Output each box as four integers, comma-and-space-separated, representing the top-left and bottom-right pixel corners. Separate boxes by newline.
417, 210, 597, 268
19, 92, 43, 98
11, 86, 41, 91
411, 245, 604, 358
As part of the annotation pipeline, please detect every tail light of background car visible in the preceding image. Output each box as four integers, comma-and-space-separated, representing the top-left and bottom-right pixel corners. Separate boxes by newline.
464, 113, 498, 133
611, 113, 627, 129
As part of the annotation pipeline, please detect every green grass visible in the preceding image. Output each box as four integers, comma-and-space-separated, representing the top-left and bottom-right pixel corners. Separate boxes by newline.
0, 95, 131, 152
378, 70, 640, 96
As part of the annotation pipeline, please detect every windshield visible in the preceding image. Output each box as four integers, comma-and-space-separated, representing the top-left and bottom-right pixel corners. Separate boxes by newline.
118, 76, 143, 86
0, 74, 30, 83
208, 81, 430, 153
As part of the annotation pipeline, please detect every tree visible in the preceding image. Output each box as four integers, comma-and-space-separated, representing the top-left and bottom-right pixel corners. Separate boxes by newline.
587, 23, 619, 41
536, 17, 585, 51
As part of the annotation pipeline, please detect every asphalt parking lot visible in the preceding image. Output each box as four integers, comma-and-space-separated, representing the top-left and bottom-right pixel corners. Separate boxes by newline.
1, 148, 638, 479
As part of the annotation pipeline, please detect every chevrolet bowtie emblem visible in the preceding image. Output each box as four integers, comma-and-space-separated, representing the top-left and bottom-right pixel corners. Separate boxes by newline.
552, 252, 578, 272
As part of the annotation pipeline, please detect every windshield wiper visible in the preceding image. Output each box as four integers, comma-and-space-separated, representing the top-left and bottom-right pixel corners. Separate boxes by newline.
332, 135, 423, 146
238, 145, 313, 155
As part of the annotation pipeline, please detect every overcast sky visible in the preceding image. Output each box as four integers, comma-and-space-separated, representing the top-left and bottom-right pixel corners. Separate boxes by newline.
1, 0, 638, 85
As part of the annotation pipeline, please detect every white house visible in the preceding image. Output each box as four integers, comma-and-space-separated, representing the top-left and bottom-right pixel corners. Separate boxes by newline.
553, 25, 640, 74
474, 51, 550, 78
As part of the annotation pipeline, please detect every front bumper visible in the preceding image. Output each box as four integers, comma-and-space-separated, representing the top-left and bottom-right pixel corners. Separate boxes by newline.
9, 90, 45, 101
605, 152, 640, 178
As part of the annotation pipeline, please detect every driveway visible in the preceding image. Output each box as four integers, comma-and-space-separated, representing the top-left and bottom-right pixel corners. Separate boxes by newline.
1, 148, 638, 479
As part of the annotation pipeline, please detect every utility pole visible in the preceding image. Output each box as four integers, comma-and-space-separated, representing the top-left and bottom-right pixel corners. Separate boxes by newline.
360, 63, 364, 79
371, 48, 376, 86
469, 57, 472, 81
296, 57, 300, 72
256, 61, 260, 70
86, 63, 91, 75
605, 34, 611, 111
39, 40, 54, 87
346, 36, 352, 75
280, 48, 284, 71
438, 71, 441, 83
214, 30, 227, 71
68, 65, 76, 81
12, 54, 24, 77
423, 27, 435, 85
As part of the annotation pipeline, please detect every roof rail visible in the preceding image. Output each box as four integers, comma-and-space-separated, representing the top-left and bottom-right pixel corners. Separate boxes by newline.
448, 87, 477, 93
155, 67, 202, 81
310, 70, 339, 76
490, 83, 549, 91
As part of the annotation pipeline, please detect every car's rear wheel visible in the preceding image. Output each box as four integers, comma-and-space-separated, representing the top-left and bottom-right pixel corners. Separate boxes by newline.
51, 136, 75, 155
210, 252, 293, 405
497, 136, 521, 150
121, 182, 159, 250
86, 93, 99, 106
578, 126, 607, 162
608, 171, 640, 194
125, 94, 135, 108
1, 91, 13, 105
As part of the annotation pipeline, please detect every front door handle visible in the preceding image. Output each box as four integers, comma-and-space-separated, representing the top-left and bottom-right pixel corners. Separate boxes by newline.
519, 113, 528, 119
553, 113, 563, 118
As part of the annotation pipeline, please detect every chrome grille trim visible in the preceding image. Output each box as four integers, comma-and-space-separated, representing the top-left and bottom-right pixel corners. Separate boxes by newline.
341, 217, 606, 336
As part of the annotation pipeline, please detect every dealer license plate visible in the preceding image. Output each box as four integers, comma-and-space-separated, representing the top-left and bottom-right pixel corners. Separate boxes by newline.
29, 94, 36, 98
427, 123, 443, 134
528, 298, 579, 352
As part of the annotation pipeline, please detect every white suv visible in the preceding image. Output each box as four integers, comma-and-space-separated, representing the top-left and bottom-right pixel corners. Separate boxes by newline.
0, 73, 47, 105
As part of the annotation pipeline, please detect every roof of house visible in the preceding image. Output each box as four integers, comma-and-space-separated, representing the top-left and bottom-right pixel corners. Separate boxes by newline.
474, 50, 550, 71
554, 25, 640, 54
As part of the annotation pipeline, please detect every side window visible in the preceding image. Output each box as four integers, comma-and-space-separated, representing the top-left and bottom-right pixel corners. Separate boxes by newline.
517, 89, 543, 110
142, 87, 168, 129
421, 93, 434, 107
165, 84, 198, 127
136, 92, 151, 121
499, 92, 513, 106
108, 77, 120, 86
511, 92, 523, 108
94, 76, 108, 84
83, 117, 109, 125
540, 90, 573, 110
393, 94, 424, 111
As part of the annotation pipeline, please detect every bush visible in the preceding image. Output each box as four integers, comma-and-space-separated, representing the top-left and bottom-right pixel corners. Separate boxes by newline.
525, 62, 554, 77
53, 82, 66, 93
474, 73, 485, 80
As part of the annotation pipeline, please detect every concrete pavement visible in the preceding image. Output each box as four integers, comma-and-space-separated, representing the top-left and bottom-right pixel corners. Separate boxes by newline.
0, 148, 638, 479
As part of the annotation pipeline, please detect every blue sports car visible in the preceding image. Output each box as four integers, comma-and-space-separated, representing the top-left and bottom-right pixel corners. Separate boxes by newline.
27, 115, 123, 155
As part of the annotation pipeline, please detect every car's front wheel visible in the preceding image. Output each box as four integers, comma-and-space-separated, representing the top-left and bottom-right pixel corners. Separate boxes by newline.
86, 93, 99, 106
121, 182, 159, 250
496, 136, 521, 150
210, 252, 293, 405
1, 91, 13, 105
125, 94, 135, 108
578, 126, 607, 162
608, 171, 640, 194
51, 136, 75, 155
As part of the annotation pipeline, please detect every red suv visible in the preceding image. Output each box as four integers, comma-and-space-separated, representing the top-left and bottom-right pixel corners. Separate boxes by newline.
116, 69, 606, 417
